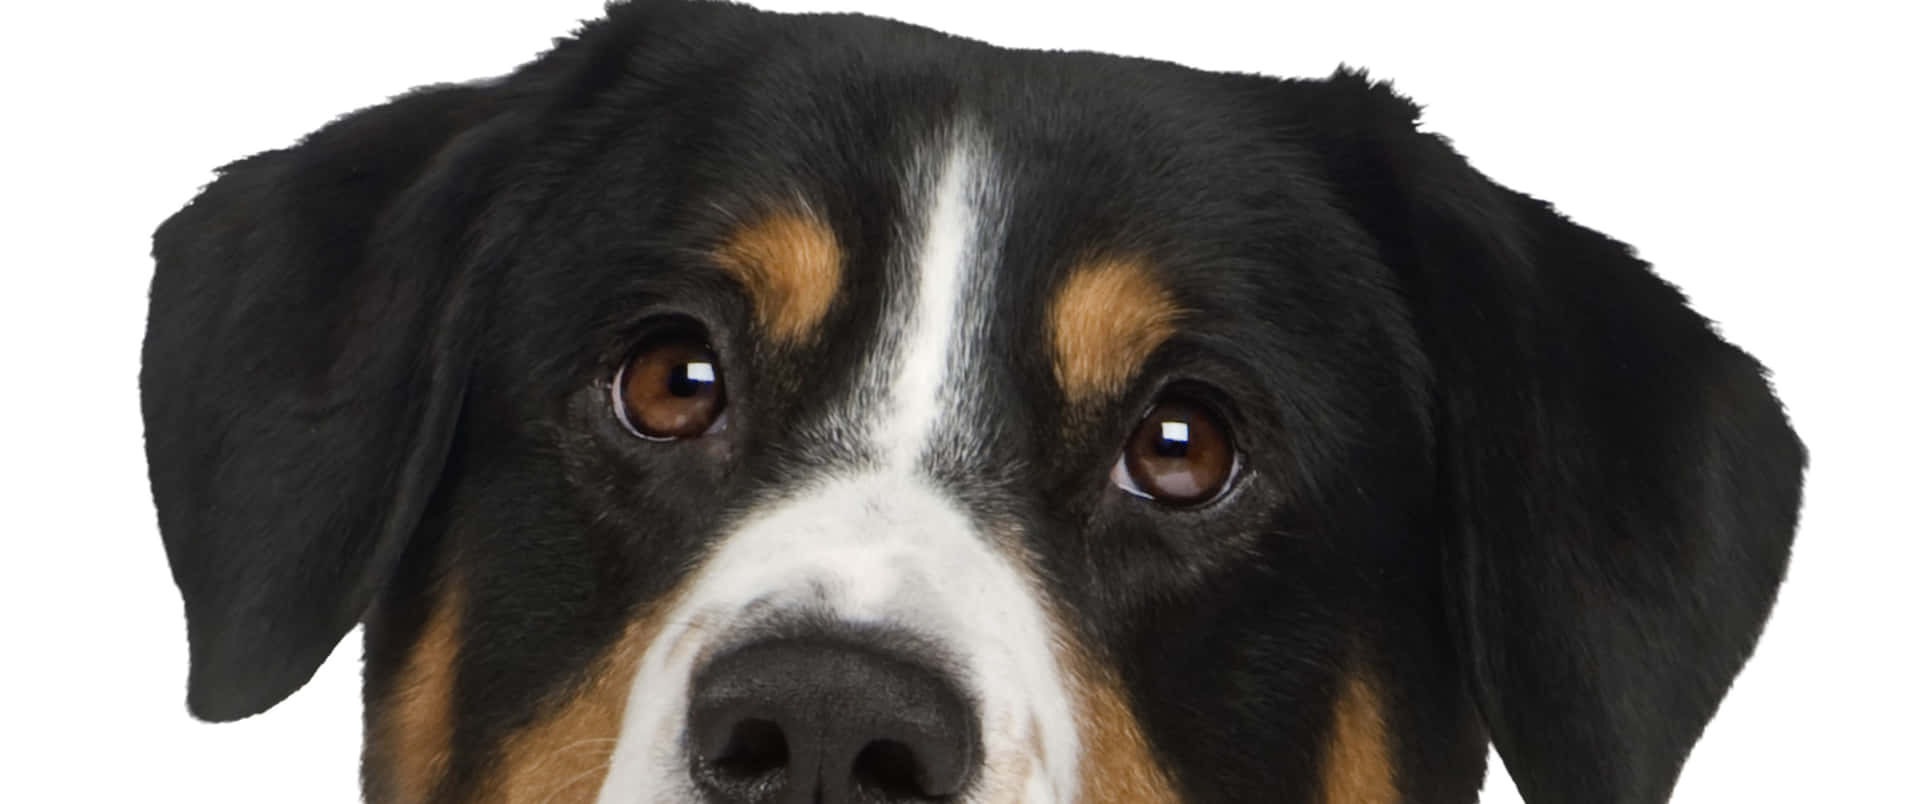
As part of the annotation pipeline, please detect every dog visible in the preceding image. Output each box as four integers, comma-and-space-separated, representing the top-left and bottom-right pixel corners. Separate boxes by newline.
141, 2, 1806, 802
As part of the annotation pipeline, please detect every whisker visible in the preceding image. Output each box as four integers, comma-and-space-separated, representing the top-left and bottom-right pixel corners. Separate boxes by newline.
538, 757, 618, 804
518, 737, 621, 790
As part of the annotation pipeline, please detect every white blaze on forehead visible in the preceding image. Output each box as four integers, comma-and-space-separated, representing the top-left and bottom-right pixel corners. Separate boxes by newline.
593, 129, 1081, 803
868, 132, 1002, 468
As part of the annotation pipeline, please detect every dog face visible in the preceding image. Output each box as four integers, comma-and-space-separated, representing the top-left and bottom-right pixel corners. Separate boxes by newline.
142, 3, 1805, 803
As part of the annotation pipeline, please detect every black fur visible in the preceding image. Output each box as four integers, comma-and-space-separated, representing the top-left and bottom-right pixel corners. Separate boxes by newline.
143, 2, 1803, 802
145, 81, 506, 721
1266, 72, 1805, 801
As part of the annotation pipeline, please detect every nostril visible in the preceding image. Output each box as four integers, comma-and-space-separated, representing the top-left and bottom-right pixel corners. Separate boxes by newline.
688, 635, 980, 803
711, 718, 788, 779
691, 709, 792, 800
851, 739, 923, 798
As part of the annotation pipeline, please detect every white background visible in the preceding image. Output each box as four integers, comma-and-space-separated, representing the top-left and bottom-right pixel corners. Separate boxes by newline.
4, 1, 1914, 801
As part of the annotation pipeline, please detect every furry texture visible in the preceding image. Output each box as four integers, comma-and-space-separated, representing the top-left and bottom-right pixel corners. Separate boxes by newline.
143, 2, 1804, 802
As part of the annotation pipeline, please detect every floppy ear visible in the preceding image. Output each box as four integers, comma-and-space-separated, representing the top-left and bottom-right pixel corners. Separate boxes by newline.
143, 83, 521, 722
1285, 71, 1806, 802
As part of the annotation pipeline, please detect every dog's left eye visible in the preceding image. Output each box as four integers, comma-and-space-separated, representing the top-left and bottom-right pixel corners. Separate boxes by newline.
1110, 394, 1237, 506
612, 330, 726, 440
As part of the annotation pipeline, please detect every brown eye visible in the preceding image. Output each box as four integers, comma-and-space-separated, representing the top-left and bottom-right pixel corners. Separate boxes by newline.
1114, 397, 1236, 506
612, 332, 726, 440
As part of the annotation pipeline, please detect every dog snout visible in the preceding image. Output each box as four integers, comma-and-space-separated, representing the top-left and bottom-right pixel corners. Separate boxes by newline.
686, 636, 980, 803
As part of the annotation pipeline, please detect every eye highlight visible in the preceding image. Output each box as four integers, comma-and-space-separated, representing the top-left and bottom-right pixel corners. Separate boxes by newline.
612, 329, 726, 440
1111, 396, 1236, 506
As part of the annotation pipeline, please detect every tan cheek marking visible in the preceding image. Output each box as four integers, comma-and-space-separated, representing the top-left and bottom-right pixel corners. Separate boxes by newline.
712, 208, 843, 345
1319, 671, 1398, 804
1060, 643, 1183, 804
1048, 255, 1183, 407
482, 602, 677, 804
368, 578, 462, 803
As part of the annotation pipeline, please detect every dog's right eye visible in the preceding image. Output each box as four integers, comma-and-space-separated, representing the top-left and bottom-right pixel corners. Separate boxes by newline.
612, 330, 726, 440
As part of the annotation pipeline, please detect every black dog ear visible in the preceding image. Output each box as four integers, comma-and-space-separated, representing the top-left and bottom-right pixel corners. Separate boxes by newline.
140, 0, 755, 727
1282, 70, 1806, 802
142, 83, 522, 722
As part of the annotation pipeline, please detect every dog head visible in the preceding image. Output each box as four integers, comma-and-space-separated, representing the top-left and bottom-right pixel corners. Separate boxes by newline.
143, 3, 1804, 802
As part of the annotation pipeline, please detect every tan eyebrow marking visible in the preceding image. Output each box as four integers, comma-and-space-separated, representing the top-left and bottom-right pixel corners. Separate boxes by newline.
367, 576, 461, 803
711, 207, 844, 345
1048, 255, 1184, 406
1319, 670, 1398, 804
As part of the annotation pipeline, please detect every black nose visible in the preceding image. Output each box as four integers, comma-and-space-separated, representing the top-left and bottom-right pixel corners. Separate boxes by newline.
687, 637, 980, 803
